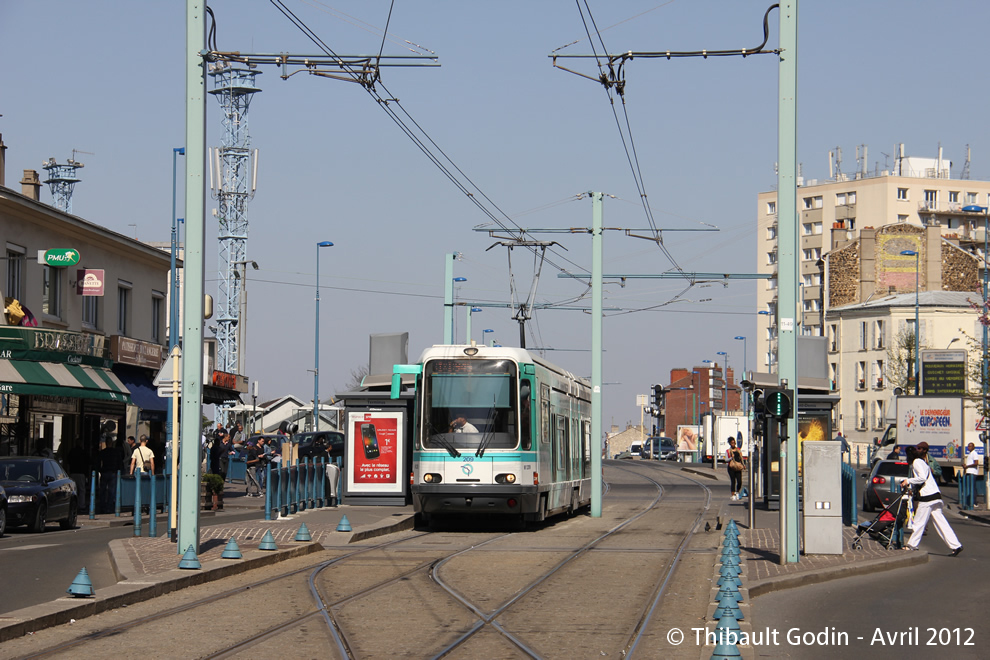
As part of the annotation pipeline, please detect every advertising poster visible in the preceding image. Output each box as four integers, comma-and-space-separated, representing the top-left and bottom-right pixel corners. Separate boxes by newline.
346, 410, 404, 494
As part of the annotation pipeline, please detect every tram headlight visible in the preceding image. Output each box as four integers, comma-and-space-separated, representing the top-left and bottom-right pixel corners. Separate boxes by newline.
423, 473, 442, 483
495, 473, 517, 484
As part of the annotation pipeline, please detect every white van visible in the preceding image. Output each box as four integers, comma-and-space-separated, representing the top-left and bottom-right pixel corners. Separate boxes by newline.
629, 442, 643, 457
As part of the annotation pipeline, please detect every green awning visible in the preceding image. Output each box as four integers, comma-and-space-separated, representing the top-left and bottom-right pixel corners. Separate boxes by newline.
0, 359, 132, 404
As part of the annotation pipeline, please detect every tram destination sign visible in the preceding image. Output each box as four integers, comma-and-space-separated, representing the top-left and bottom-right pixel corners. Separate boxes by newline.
921, 349, 967, 396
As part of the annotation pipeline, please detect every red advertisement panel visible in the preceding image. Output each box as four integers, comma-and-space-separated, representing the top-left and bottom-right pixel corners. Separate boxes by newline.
350, 413, 398, 486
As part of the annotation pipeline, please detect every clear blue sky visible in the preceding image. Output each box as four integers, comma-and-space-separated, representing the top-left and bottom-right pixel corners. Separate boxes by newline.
3, 1, 990, 430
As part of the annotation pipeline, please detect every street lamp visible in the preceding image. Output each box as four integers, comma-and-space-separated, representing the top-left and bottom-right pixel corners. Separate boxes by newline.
734, 336, 747, 415
946, 337, 960, 349
483, 328, 495, 347
758, 310, 774, 371
466, 307, 482, 344
900, 249, 920, 394
232, 259, 259, 376
314, 241, 334, 432
717, 351, 729, 413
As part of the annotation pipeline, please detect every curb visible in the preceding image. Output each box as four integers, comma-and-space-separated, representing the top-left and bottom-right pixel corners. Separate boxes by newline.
747, 550, 929, 599
682, 467, 721, 481
0, 543, 322, 644
348, 514, 416, 543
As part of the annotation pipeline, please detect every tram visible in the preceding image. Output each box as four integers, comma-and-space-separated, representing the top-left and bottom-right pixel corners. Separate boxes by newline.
392, 344, 592, 523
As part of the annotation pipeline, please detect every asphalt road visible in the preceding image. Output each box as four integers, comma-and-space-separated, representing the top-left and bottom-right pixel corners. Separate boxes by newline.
0, 510, 263, 614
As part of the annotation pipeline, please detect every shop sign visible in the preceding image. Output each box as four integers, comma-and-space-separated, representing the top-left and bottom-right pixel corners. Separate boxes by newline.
111, 336, 163, 369
0, 328, 109, 364
31, 395, 80, 414
76, 269, 105, 296
212, 370, 238, 389
38, 248, 81, 267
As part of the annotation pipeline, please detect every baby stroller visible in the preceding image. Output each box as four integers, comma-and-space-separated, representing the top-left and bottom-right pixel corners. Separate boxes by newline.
851, 491, 910, 550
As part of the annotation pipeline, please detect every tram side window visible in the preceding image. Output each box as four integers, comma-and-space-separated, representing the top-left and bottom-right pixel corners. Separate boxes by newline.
520, 380, 532, 450
540, 384, 551, 444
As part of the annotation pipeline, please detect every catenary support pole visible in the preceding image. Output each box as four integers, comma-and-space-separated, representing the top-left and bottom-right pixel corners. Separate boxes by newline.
777, 0, 800, 564
179, 0, 207, 557
591, 192, 604, 518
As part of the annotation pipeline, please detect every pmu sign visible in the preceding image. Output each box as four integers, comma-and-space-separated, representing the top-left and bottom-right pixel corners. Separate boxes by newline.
37, 248, 80, 267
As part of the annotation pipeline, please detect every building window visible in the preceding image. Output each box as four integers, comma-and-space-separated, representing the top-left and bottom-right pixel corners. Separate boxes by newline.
897, 188, 908, 201
829, 324, 838, 352
859, 321, 868, 350
873, 360, 885, 389
829, 362, 838, 390
767, 201, 776, 215
923, 189, 937, 210
151, 292, 164, 343
967, 192, 978, 204
767, 251, 777, 265
118, 281, 132, 335
857, 361, 867, 390
82, 296, 98, 329
766, 225, 777, 240
803, 197, 813, 210
767, 276, 777, 291
814, 222, 823, 234
857, 401, 867, 430
813, 196, 823, 208
848, 192, 856, 204
874, 401, 886, 430
803, 223, 813, 236
874, 320, 885, 349
6, 243, 25, 300
42, 266, 61, 318
802, 247, 821, 261
949, 191, 959, 204
897, 214, 908, 223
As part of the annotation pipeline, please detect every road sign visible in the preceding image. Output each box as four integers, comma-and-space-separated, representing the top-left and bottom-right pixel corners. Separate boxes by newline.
157, 385, 181, 398
977, 416, 987, 432
153, 351, 181, 386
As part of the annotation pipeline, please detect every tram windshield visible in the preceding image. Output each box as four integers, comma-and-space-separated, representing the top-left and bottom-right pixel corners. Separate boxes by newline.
421, 359, 519, 454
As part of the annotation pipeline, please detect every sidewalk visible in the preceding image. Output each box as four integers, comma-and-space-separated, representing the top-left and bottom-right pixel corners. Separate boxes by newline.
683, 463, 930, 598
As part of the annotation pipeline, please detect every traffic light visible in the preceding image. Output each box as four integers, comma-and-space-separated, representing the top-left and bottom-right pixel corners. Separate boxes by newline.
765, 389, 792, 419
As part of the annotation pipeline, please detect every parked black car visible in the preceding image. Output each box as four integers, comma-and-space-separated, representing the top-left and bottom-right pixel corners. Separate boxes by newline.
293, 431, 345, 461
862, 459, 912, 512
0, 457, 78, 532
0, 484, 7, 537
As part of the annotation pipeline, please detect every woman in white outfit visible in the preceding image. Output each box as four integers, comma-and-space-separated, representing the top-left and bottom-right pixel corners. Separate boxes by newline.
900, 442, 963, 556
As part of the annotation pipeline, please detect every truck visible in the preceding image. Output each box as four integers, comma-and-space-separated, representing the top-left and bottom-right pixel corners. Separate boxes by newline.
700, 413, 748, 463
872, 396, 982, 473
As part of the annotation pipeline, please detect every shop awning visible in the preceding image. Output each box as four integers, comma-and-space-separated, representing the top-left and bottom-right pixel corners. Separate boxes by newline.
0, 359, 132, 404
115, 366, 167, 418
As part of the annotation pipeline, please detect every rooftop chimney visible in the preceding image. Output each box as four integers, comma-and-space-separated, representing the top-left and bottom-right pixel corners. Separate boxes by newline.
20, 169, 41, 201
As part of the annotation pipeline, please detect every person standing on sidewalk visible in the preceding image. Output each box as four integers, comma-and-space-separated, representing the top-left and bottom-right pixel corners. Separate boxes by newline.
964, 442, 980, 505
900, 442, 963, 555
726, 437, 743, 500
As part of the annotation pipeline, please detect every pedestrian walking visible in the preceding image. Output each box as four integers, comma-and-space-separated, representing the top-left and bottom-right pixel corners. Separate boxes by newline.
900, 442, 963, 555
244, 440, 261, 497
129, 435, 155, 475
726, 437, 744, 500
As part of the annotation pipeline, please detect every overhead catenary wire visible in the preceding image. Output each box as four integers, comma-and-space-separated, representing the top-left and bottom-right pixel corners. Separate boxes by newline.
265, 0, 591, 294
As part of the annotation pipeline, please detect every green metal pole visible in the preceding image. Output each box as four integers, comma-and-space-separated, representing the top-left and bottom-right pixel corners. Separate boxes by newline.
777, 0, 800, 564
179, 0, 207, 556
443, 254, 454, 343
591, 192, 604, 518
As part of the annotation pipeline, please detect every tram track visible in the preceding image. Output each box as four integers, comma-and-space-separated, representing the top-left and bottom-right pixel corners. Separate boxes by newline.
7, 464, 717, 659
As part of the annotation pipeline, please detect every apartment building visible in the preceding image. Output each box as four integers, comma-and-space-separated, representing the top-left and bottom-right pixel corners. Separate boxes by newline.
757, 145, 990, 369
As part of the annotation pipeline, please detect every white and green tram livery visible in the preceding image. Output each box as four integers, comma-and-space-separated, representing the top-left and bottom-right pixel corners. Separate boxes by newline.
392, 344, 592, 524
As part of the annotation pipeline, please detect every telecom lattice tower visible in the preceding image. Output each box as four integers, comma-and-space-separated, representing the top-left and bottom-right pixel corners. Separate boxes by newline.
42, 157, 84, 214
209, 61, 261, 381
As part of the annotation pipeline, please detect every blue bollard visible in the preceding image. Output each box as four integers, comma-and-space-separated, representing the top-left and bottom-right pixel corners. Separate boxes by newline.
265, 462, 273, 521
299, 458, 308, 512
115, 470, 122, 517
290, 462, 299, 515
149, 471, 157, 538
133, 472, 142, 537
317, 457, 325, 508
280, 464, 288, 518
309, 457, 317, 509
89, 470, 97, 519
